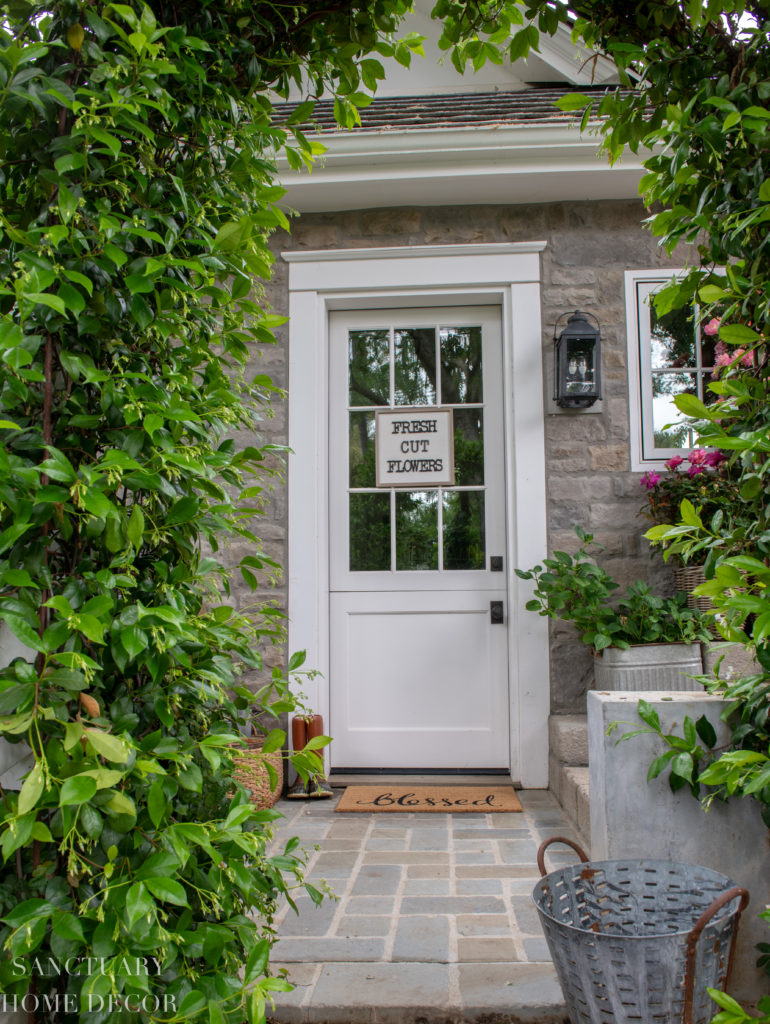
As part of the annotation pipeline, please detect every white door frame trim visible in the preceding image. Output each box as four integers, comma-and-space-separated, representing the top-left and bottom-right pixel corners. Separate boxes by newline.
284, 242, 550, 787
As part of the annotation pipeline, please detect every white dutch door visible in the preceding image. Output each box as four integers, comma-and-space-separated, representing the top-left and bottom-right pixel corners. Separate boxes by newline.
329, 307, 509, 769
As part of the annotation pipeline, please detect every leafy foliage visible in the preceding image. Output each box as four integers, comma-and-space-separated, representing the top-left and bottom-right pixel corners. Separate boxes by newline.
0, 0, 428, 1020
516, 527, 710, 652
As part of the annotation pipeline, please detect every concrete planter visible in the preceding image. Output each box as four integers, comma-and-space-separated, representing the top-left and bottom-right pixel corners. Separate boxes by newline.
592, 642, 703, 691
589, 691, 770, 1008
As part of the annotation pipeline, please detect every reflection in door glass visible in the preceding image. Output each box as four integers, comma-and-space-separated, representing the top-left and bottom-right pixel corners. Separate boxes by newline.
440, 326, 482, 403
349, 412, 376, 487
350, 493, 390, 571
394, 328, 436, 406
396, 491, 438, 570
443, 491, 485, 570
452, 408, 484, 485
349, 330, 389, 407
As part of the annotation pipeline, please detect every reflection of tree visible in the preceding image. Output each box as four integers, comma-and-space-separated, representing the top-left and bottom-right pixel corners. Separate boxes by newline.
396, 492, 438, 570
395, 329, 436, 405
444, 493, 484, 570
350, 493, 390, 571
350, 331, 389, 406
350, 413, 375, 487
651, 305, 695, 368
440, 328, 482, 404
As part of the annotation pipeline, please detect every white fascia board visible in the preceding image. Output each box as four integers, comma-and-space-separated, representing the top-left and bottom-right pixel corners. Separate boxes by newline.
277, 122, 647, 211
534, 23, 619, 85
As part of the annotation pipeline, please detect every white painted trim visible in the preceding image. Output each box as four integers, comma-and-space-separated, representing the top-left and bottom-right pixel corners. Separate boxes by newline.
287, 245, 549, 787
283, 242, 548, 263
277, 122, 647, 212
624, 268, 689, 472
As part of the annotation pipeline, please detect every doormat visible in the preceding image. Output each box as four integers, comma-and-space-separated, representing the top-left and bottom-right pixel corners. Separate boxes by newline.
335, 785, 522, 813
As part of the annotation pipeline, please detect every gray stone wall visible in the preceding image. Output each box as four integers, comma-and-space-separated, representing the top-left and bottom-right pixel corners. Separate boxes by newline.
240, 199, 679, 712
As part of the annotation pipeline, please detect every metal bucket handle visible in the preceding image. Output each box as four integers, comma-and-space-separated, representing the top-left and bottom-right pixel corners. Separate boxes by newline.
682, 885, 750, 1024
537, 835, 589, 877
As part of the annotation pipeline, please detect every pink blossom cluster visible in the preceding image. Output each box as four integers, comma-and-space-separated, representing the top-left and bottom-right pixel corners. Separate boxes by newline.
640, 448, 726, 489
713, 339, 754, 372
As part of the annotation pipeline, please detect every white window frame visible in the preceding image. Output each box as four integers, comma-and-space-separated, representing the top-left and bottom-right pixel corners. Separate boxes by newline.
283, 242, 550, 788
625, 268, 712, 471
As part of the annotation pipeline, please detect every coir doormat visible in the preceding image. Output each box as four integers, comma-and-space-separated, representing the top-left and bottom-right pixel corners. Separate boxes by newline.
335, 785, 522, 813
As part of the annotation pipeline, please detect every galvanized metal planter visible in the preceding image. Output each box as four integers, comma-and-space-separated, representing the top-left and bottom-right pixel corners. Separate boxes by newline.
532, 837, 749, 1024
592, 642, 703, 692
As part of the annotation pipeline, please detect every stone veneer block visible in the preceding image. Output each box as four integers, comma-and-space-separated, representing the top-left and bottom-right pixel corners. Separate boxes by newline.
588, 690, 770, 1007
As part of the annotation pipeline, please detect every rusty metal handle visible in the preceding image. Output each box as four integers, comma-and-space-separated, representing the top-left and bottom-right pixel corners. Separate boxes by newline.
682, 885, 750, 1024
536, 835, 589, 877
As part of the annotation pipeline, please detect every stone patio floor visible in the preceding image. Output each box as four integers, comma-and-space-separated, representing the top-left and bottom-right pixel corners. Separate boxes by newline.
266, 786, 584, 1024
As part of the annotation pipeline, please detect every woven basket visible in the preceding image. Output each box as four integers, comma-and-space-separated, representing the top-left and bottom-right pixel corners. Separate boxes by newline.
231, 738, 284, 809
674, 564, 711, 615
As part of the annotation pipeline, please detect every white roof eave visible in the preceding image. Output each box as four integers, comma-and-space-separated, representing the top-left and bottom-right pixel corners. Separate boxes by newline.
276, 121, 648, 212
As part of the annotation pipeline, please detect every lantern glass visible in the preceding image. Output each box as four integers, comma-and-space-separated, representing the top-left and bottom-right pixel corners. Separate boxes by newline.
554, 312, 602, 408
564, 337, 596, 396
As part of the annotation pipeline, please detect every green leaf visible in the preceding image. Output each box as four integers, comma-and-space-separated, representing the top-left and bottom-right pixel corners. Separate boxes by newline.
166, 496, 199, 526
147, 780, 166, 828
719, 323, 760, 345
647, 749, 677, 781
555, 93, 590, 112
695, 715, 717, 748
0, 612, 45, 653
244, 938, 270, 982
127, 505, 145, 547
104, 791, 136, 818
60, 774, 98, 806
125, 882, 154, 929
637, 699, 661, 731
144, 877, 189, 907
85, 728, 129, 763
18, 762, 45, 815
57, 183, 78, 224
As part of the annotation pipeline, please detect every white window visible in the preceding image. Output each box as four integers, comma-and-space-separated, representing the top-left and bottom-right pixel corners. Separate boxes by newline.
625, 270, 717, 471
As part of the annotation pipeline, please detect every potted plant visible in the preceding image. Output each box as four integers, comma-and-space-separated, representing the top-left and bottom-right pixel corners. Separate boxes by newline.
516, 527, 712, 690
639, 446, 743, 594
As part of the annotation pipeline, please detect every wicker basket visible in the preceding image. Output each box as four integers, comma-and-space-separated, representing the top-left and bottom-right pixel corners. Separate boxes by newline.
673, 564, 710, 614
231, 737, 284, 809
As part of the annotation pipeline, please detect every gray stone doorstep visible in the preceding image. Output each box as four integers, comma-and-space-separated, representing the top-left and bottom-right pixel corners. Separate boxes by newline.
265, 790, 575, 1024
268, 961, 569, 1024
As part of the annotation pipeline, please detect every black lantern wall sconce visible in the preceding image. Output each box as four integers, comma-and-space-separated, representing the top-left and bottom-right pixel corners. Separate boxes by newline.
553, 310, 602, 409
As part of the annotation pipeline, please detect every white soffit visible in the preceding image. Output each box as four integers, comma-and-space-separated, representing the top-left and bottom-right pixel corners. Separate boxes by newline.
276, 123, 645, 212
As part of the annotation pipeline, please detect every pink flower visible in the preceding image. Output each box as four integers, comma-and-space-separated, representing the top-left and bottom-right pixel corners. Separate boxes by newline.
665, 455, 684, 470
688, 448, 707, 466
641, 471, 661, 490
688, 465, 705, 477
703, 450, 725, 467
703, 318, 721, 336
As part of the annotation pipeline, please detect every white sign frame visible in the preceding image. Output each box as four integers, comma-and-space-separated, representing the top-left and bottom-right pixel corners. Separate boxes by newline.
375, 407, 455, 488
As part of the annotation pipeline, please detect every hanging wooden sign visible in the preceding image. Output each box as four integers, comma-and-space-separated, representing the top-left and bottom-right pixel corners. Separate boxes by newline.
375, 408, 455, 488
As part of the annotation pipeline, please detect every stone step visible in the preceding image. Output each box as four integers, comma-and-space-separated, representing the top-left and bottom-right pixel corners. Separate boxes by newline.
548, 716, 590, 848
548, 715, 588, 766
272, 960, 570, 1024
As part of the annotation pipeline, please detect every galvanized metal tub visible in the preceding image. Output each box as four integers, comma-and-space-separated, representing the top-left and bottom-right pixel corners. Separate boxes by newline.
592, 642, 703, 692
532, 837, 749, 1024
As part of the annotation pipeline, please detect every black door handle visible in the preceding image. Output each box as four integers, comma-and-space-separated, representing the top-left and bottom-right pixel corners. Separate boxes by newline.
490, 601, 504, 624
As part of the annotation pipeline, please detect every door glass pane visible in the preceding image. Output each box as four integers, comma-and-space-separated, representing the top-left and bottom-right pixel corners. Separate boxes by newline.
350, 330, 389, 407
443, 491, 485, 570
652, 371, 697, 448
394, 328, 436, 406
440, 326, 483, 403
349, 412, 376, 487
650, 305, 696, 369
453, 408, 484, 485
395, 491, 438, 570
350, 493, 390, 571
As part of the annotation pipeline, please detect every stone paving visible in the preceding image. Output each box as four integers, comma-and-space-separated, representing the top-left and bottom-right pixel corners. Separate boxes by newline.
266, 788, 584, 1024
